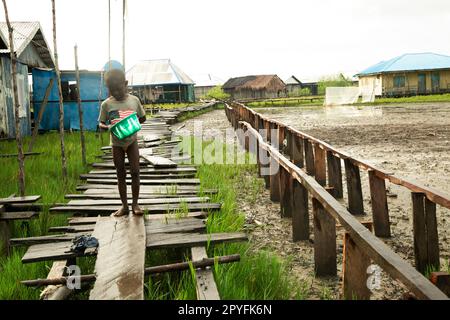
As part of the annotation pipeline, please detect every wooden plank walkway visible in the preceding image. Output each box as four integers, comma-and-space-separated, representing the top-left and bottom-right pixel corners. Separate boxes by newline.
16, 103, 246, 300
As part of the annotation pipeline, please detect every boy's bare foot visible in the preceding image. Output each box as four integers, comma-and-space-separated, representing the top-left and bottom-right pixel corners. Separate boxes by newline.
111, 206, 129, 217
132, 204, 144, 216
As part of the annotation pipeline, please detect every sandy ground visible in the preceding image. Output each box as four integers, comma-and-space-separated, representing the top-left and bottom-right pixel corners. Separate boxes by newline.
175, 104, 450, 299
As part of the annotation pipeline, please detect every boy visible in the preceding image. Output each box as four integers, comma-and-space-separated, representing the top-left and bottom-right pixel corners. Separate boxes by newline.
98, 69, 146, 216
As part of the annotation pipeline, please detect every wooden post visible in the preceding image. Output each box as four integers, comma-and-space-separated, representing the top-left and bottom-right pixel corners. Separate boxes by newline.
271, 122, 279, 150
261, 148, 270, 189
411, 192, 440, 274
2, 0, 26, 196
344, 159, 364, 215
342, 231, 372, 300
285, 129, 293, 160
312, 198, 337, 277
368, 170, 391, 237
264, 120, 271, 143
0, 205, 9, 256
278, 125, 285, 154
326, 151, 343, 198
279, 166, 293, 218
28, 78, 54, 152
292, 179, 309, 241
51, 0, 68, 181
74, 45, 87, 167
304, 139, 315, 175
291, 134, 304, 168
269, 156, 280, 202
122, 0, 126, 71
314, 144, 326, 186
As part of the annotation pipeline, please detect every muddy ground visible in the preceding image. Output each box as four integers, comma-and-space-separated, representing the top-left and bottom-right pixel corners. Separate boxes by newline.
175, 104, 450, 299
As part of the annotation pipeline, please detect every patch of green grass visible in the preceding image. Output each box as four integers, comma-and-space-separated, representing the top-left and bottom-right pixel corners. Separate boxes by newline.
0, 131, 108, 299
144, 102, 196, 110
357, 93, 450, 105
177, 104, 224, 122
247, 97, 323, 108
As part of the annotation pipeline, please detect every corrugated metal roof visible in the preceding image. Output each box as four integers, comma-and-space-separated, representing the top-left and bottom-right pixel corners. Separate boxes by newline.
0, 21, 54, 68
192, 73, 223, 87
126, 59, 194, 86
357, 52, 450, 76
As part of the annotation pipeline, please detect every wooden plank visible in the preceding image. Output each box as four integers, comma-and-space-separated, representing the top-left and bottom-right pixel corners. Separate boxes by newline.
68, 212, 207, 225
312, 198, 337, 277
146, 219, 206, 234
67, 196, 209, 206
80, 172, 195, 179
140, 155, 176, 167
85, 178, 200, 185
412, 193, 440, 274
22, 241, 96, 263
368, 170, 391, 237
279, 166, 293, 218
0, 211, 39, 220
89, 167, 197, 174
146, 232, 247, 249
304, 140, 315, 175
65, 193, 202, 200
191, 247, 220, 300
326, 151, 343, 198
0, 195, 41, 204
269, 156, 280, 202
50, 202, 221, 215
314, 144, 326, 186
40, 260, 73, 300
344, 159, 365, 215
139, 148, 153, 156
89, 215, 146, 300
342, 232, 372, 300
291, 133, 304, 168
81, 185, 202, 192
292, 179, 309, 241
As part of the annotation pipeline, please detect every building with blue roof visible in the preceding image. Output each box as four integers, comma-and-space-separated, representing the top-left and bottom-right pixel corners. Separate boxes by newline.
356, 52, 450, 97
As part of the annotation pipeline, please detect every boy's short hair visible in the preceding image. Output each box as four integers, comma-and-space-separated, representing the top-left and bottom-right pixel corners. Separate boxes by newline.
105, 69, 126, 87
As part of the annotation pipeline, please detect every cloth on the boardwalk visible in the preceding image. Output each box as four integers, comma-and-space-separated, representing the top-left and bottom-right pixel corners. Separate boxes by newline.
66, 235, 99, 254
98, 94, 145, 148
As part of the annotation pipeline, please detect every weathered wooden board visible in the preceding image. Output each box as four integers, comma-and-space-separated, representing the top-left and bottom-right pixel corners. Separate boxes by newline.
65, 193, 202, 200
85, 178, 200, 185
50, 202, 221, 214
89, 216, 146, 300
68, 212, 208, 225
40, 260, 73, 300
146, 232, 247, 249
81, 185, 201, 191
140, 155, 177, 168
21, 241, 96, 263
89, 167, 197, 174
0, 211, 39, 220
11, 234, 86, 246
80, 173, 195, 180
0, 195, 41, 204
67, 197, 208, 207
191, 247, 220, 300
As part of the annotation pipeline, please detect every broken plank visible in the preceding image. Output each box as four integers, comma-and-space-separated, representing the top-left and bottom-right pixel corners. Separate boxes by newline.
191, 247, 220, 300
89, 215, 146, 300
0, 211, 39, 220
146, 232, 247, 249
0, 195, 41, 204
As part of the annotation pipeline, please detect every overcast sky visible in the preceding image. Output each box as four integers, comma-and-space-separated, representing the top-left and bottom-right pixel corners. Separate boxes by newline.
1, 0, 450, 82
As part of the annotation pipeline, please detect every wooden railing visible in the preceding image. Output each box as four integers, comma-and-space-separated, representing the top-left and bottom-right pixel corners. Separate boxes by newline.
225, 101, 449, 300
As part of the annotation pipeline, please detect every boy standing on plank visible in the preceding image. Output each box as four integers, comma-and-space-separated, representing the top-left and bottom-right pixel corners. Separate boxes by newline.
98, 69, 146, 216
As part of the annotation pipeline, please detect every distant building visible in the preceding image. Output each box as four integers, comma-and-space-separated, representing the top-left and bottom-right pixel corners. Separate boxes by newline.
126, 59, 195, 104
0, 21, 54, 138
222, 75, 286, 100
285, 75, 319, 96
356, 52, 450, 97
192, 74, 223, 100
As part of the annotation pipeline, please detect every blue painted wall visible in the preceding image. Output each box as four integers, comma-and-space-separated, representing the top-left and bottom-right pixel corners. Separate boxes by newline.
32, 69, 108, 131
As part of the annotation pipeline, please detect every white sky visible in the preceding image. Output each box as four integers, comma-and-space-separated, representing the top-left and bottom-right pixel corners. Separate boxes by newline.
1, 0, 450, 82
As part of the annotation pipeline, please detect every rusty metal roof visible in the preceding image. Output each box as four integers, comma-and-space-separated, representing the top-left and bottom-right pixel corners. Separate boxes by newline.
223, 75, 285, 90
126, 59, 194, 86
0, 21, 54, 68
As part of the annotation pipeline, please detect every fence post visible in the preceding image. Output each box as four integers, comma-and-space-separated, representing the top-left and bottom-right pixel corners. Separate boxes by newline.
292, 179, 309, 241
313, 198, 337, 277
326, 151, 343, 198
269, 156, 280, 202
368, 170, 391, 237
344, 159, 365, 215
411, 192, 440, 274
279, 166, 293, 218
314, 144, 326, 186
304, 140, 315, 175
292, 134, 304, 168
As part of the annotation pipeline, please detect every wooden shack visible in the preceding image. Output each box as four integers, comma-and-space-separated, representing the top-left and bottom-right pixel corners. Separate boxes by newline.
222, 75, 286, 100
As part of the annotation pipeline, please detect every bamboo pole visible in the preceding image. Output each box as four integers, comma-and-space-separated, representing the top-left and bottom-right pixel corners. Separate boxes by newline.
21, 254, 241, 287
51, 0, 68, 181
2, 0, 26, 196
122, 0, 126, 70
74, 45, 86, 166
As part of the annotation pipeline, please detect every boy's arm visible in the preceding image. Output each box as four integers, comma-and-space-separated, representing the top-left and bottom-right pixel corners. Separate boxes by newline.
136, 97, 147, 124
98, 101, 110, 130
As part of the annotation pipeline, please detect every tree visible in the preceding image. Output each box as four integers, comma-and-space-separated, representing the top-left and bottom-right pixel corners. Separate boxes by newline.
205, 86, 230, 101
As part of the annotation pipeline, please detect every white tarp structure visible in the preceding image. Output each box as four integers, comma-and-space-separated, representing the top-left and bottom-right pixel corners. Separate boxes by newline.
324, 87, 361, 106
